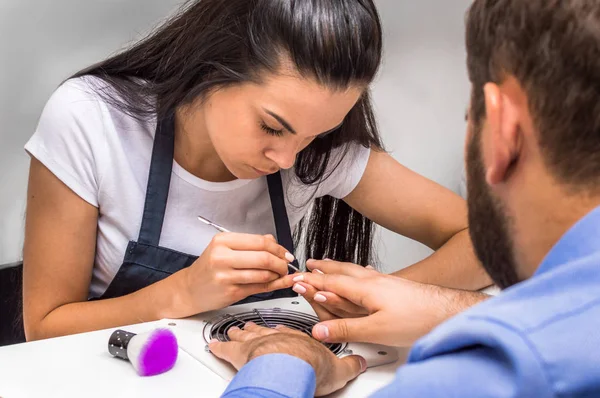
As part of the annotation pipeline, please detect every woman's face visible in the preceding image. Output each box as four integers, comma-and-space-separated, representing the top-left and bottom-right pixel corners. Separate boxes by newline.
190, 72, 363, 180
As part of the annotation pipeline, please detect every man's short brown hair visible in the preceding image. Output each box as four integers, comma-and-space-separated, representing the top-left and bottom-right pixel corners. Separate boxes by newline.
466, 0, 600, 189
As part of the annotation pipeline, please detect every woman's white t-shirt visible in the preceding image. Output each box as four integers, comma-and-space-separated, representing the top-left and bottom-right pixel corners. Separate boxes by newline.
24, 77, 370, 298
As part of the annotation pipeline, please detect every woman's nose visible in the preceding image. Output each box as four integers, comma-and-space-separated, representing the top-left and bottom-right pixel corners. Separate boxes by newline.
265, 143, 299, 170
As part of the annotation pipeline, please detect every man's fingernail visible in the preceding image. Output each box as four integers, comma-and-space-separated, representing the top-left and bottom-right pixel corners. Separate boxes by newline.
285, 252, 295, 262
313, 324, 329, 340
293, 274, 304, 282
313, 269, 324, 275
293, 283, 307, 294
359, 356, 367, 373
314, 293, 327, 303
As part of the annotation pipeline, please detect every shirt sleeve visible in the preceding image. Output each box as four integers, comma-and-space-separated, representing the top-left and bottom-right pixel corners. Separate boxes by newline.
222, 354, 316, 398
24, 77, 108, 207
315, 143, 371, 199
372, 318, 553, 398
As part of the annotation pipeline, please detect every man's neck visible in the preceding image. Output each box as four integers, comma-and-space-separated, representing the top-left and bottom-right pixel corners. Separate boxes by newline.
511, 180, 600, 280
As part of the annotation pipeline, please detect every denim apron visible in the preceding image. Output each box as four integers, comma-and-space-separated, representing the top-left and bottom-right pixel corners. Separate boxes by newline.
97, 115, 298, 304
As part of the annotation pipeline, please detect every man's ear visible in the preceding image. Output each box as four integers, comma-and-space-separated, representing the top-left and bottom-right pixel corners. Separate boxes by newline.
483, 83, 521, 185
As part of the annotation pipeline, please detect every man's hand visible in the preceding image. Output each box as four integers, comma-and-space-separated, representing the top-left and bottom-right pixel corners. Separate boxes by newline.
209, 322, 366, 397
293, 260, 490, 347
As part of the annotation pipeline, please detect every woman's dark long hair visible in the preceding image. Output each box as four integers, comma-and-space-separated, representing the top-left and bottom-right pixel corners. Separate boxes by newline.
73, 0, 384, 267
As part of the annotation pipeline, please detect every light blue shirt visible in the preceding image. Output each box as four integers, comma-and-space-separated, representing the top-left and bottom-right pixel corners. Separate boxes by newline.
223, 206, 600, 397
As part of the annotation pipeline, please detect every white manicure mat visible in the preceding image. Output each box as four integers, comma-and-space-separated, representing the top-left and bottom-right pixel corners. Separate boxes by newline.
158, 297, 407, 397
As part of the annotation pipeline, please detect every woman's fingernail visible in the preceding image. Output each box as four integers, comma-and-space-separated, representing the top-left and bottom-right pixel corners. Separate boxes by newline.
359, 356, 368, 373
306, 259, 315, 265
314, 293, 327, 303
285, 252, 295, 262
293, 274, 304, 282
313, 324, 329, 340
366, 265, 375, 270
210, 338, 219, 344
313, 269, 324, 275
293, 283, 307, 294
323, 258, 332, 261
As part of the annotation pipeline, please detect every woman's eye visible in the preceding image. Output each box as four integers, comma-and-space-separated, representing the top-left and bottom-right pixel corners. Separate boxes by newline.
260, 122, 284, 137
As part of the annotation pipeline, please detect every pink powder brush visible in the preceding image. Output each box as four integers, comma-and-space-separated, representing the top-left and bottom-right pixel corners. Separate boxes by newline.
108, 329, 178, 376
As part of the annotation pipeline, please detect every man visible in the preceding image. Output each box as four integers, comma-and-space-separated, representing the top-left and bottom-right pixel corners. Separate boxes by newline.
209, 0, 600, 396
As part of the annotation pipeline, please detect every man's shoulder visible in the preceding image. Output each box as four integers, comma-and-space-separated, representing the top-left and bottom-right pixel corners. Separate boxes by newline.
410, 256, 600, 396
471, 250, 600, 333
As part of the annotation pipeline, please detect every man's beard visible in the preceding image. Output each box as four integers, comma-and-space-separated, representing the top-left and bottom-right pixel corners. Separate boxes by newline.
466, 125, 521, 289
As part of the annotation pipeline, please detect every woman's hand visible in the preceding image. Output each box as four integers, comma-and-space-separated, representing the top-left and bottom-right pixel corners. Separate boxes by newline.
172, 233, 296, 317
293, 260, 489, 347
292, 259, 374, 321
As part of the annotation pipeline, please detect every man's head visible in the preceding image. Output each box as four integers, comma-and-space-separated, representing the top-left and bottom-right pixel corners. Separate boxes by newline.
464, 0, 600, 288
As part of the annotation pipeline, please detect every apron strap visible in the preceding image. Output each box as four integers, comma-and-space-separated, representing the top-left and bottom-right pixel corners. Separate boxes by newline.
137, 115, 298, 269
137, 115, 175, 246
267, 172, 301, 271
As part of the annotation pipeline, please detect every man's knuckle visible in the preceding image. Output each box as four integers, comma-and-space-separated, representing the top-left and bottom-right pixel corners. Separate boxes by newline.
338, 321, 349, 338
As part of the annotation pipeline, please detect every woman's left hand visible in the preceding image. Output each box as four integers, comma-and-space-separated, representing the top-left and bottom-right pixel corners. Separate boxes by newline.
292, 259, 375, 321
293, 262, 489, 347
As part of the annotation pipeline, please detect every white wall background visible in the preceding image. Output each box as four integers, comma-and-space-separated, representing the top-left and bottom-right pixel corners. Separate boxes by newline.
372, 0, 472, 271
0, 0, 471, 271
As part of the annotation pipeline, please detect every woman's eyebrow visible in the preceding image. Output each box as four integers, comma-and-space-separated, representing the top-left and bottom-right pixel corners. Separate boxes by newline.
264, 109, 297, 135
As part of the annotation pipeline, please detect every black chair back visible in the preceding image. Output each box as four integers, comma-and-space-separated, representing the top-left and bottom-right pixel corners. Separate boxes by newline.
0, 262, 26, 346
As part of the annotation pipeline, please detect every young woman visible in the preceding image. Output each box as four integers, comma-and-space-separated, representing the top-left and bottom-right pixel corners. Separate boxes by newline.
22, 0, 490, 341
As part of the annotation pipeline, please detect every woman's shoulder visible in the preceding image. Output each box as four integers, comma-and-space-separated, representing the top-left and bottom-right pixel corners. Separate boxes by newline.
32, 76, 111, 143
46, 76, 141, 120
37, 76, 115, 133
46, 75, 108, 111
25, 76, 114, 207
38, 75, 154, 142
285, 143, 371, 200
26, 76, 155, 207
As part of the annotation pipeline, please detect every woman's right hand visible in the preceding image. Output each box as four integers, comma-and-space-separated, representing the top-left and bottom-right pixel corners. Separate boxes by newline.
171, 233, 296, 316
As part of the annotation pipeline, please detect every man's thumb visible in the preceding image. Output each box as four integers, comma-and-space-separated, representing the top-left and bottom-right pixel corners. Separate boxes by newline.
312, 318, 368, 343
343, 355, 367, 377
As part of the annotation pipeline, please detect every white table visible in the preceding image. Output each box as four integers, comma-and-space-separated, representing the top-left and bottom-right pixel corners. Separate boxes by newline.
0, 321, 406, 398
0, 322, 229, 398
0, 288, 498, 397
